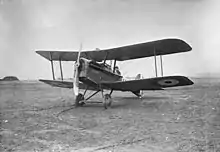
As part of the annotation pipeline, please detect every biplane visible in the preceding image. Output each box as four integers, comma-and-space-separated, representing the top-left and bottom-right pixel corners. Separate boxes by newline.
36, 38, 194, 109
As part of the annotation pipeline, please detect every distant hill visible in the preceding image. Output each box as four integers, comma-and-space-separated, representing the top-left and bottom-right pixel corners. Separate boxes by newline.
1, 76, 19, 81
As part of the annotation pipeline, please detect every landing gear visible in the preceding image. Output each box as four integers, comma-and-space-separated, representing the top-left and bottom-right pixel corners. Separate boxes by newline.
103, 94, 112, 109
75, 93, 85, 107
75, 89, 113, 109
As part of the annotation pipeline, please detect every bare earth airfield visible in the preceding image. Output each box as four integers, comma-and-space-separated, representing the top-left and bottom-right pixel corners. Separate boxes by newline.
1, 78, 220, 152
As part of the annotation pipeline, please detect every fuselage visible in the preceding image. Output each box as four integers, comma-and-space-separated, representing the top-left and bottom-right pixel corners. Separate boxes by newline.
78, 58, 123, 89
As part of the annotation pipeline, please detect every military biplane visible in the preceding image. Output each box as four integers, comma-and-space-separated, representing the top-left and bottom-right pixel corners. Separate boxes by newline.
36, 38, 194, 109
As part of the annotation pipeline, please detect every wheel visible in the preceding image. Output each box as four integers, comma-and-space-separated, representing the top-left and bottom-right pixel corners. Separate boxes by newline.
103, 94, 112, 109
75, 93, 85, 107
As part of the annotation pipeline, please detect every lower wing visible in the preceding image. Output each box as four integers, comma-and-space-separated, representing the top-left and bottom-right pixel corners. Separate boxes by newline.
101, 76, 193, 91
39, 79, 97, 90
39, 76, 193, 91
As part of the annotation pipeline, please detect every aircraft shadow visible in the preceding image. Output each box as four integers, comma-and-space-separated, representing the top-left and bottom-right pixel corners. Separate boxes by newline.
80, 95, 169, 109
82, 102, 127, 109
116, 96, 169, 100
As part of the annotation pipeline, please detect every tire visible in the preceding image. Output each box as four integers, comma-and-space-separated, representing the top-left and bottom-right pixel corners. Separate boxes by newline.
103, 94, 112, 109
75, 93, 85, 107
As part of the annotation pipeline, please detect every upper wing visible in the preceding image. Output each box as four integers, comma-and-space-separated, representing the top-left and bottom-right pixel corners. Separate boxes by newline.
36, 38, 192, 62
97, 38, 192, 61
101, 76, 194, 91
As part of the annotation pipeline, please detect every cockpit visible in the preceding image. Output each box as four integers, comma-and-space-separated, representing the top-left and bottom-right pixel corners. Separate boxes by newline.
100, 62, 121, 75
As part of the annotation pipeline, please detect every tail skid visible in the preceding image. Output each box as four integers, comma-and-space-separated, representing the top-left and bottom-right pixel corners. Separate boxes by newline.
132, 90, 143, 98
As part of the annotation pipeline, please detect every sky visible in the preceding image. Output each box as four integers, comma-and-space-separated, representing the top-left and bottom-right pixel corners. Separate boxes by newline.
0, 0, 220, 80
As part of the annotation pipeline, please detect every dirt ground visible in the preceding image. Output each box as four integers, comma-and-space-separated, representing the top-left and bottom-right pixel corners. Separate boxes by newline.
1, 78, 220, 152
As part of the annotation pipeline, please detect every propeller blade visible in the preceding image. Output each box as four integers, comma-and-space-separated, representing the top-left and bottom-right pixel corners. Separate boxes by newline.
73, 64, 79, 96
73, 43, 83, 97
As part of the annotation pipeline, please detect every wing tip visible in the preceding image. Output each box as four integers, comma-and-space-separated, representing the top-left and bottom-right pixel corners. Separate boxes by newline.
175, 38, 192, 52
186, 77, 194, 85
175, 75, 194, 86
35, 50, 40, 54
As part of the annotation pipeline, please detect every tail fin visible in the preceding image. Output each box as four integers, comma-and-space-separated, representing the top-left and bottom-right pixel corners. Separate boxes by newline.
135, 74, 142, 80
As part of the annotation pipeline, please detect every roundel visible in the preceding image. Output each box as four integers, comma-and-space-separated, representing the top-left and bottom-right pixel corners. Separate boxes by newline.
158, 79, 179, 86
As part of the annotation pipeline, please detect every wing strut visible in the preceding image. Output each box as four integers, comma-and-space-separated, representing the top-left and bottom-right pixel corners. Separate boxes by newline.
103, 52, 109, 64
59, 60, 63, 81
154, 47, 158, 77
113, 59, 117, 73
160, 55, 163, 77
49, 52, 55, 80
154, 48, 164, 77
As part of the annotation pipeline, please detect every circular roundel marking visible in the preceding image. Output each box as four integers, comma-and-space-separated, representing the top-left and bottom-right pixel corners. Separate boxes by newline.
158, 79, 179, 86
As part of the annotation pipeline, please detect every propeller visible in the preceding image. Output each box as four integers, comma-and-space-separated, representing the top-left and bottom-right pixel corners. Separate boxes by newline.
73, 43, 82, 97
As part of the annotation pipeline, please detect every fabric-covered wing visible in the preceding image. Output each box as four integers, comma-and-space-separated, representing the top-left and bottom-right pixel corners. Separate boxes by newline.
36, 51, 80, 61
96, 38, 192, 61
39, 79, 97, 90
101, 76, 193, 91
36, 38, 192, 62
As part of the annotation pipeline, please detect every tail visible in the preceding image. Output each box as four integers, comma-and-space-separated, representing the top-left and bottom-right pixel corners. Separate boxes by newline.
135, 74, 143, 80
